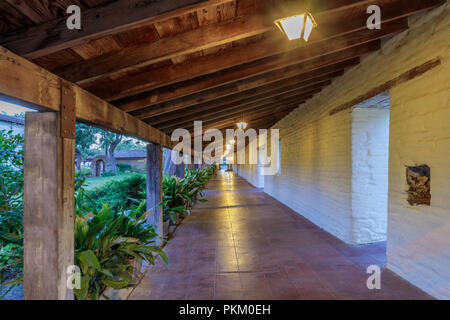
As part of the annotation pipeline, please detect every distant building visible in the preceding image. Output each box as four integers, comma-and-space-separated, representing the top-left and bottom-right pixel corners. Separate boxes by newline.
84, 149, 147, 176
0, 114, 24, 135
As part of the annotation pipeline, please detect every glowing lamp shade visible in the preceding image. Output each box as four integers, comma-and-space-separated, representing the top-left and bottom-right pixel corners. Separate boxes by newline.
274, 13, 317, 41
236, 122, 248, 130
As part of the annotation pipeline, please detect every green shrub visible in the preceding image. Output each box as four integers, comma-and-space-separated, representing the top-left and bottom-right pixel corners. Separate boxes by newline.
0, 129, 168, 300
79, 166, 91, 176
102, 170, 116, 177
162, 164, 216, 223
162, 175, 188, 223
86, 174, 146, 211
74, 192, 167, 300
116, 163, 133, 173
0, 129, 24, 287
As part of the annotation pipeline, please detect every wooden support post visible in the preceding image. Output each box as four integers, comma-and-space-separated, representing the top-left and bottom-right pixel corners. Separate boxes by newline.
23, 112, 75, 300
146, 143, 163, 244
163, 148, 177, 176
175, 160, 185, 179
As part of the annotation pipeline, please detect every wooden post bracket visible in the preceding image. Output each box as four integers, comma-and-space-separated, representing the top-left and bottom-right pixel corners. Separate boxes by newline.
60, 81, 76, 139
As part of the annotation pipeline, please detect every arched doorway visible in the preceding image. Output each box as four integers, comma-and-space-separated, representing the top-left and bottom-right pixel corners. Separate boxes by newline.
91, 155, 107, 177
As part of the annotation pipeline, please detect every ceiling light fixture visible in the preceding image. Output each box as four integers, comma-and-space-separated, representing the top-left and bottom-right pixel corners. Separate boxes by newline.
274, 13, 317, 41
236, 122, 247, 130
236, 112, 247, 130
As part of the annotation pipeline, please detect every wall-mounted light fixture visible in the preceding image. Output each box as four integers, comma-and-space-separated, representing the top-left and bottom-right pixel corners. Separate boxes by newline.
274, 13, 317, 41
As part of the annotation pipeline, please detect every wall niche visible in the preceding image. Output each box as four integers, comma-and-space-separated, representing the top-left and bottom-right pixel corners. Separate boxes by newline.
406, 165, 431, 206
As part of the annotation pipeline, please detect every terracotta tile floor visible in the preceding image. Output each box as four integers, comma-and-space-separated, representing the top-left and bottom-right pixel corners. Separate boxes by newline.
129, 171, 433, 300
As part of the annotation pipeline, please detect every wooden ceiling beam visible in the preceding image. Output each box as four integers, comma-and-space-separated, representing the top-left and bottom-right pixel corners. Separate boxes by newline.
117, 57, 360, 113
133, 69, 343, 121
167, 98, 310, 132
89, 16, 406, 101
55, 0, 379, 84
149, 79, 329, 128
167, 90, 318, 132
56, 14, 272, 84
197, 110, 295, 133
0, 0, 234, 59
182, 105, 299, 137
61, 0, 436, 86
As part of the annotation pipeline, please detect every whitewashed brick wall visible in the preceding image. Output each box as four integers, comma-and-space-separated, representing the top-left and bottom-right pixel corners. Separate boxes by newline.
233, 144, 264, 188
236, 3, 450, 298
351, 106, 390, 244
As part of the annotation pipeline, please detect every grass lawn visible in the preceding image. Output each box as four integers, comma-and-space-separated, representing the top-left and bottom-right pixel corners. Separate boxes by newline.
84, 173, 138, 190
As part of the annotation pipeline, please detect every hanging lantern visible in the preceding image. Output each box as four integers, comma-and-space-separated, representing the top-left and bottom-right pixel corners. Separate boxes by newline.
236, 122, 248, 130
274, 12, 317, 41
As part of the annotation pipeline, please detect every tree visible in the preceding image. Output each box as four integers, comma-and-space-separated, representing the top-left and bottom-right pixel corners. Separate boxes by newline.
75, 123, 97, 171
75, 123, 146, 174
99, 131, 122, 174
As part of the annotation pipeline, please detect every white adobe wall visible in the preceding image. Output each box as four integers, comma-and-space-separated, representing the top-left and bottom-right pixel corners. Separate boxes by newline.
233, 143, 264, 188
264, 102, 354, 243
351, 106, 390, 244
259, 3, 450, 298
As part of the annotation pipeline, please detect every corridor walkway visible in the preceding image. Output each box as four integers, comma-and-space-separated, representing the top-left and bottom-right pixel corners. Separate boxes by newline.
129, 171, 432, 300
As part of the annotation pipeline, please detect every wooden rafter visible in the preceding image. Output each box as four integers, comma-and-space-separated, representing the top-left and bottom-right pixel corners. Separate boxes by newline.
0, 0, 234, 59
150, 79, 330, 128
55, 14, 272, 84
198, 110, 295, 134
87, 18, 402, 101
56, 0, 438, 87
134, 70, 342, 122
168, 90, 319, 132
118, 58, 360, 113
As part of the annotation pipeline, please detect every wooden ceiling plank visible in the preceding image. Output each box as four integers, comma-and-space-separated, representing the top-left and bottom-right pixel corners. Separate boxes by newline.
133, 70, 344, 125
4, 0, 47, 24
164, 89, 320, 131
73, 0, 437, 91
59, 0, 421, 85
160, 95, 313, 132
71, 36, 123, 60
117, 57, 359, 113
155, 90, 318, 130
0, 2, 34, 30
91, 37, 378, 101
143, 73, 339, 124
56, 14, 271, 84
187, 108, 298, 134
89, 16, 407, 101
0, 0, 235, 59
